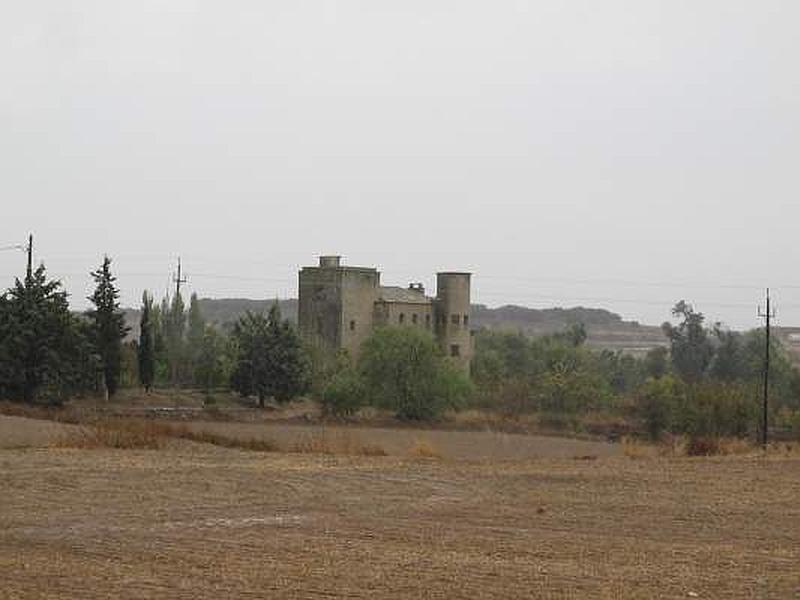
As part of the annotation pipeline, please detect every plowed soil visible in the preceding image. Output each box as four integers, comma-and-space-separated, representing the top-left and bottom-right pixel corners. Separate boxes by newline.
1, 442, 798, 599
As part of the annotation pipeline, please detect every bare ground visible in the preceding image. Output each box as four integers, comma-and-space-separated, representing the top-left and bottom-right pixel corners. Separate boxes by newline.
1, 441, 798, 599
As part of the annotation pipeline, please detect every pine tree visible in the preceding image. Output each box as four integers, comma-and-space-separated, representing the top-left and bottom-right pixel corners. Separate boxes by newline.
230, 303, 310, 408
138, 291, 156, 393
87, 257, 129, 399
0, 265, 76, 402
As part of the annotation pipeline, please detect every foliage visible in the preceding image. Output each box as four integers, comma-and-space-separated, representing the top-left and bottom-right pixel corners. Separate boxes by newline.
165, 292, 186, 384
662, 301, 714, 383
358, 327, 473, 420
0, 265, 93, 403
643, 346, 669, 379
635, 375, 685, 439
635, 376, 757, 439
137, 291, 156, 392
195, 326, 230, 397
230, 303, 310, 407
187, 293, 206, 385
320, 366, 368, 417
87, 257, 129, 398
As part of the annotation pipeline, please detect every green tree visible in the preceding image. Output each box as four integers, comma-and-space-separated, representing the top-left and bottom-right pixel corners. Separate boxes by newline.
662, 301, 714, 383
196, 326, 229, 399
165, 292, 186, 385
635, 375, 685, 439
643, 346, 669, 380
321, 366, 367, 417
87, 257, 129, 398
709, 328, 745, 382
186, 293, 206, 383
138, 291, 156, 393
359, 327, 473, 420
230, 303, 310, 407
0, 265, 75, 402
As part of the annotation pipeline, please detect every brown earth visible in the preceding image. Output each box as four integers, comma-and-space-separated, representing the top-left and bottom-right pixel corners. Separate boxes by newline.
174, 421, 622, 461
1, 435, 799, 598
0, 414, 79, 449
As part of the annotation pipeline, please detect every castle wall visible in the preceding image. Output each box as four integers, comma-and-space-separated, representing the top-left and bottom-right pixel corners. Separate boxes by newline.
374, 301, 434, 331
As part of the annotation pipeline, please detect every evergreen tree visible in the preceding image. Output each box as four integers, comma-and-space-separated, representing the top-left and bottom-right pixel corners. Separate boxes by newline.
87, 257, 129, 398
138, 291, 156, 393
230, 303, 310, 407
0, 265, 75, 402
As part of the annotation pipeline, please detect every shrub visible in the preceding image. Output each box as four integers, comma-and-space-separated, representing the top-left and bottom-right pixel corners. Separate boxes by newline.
359, 327, 473, 420
320, 367, 367, 418
686, 436, 720, 457
635, 375, 685, 439
679, 382, 757, 438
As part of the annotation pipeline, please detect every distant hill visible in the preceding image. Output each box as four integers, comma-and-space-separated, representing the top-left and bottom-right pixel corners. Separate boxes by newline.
124, 298, 667, 356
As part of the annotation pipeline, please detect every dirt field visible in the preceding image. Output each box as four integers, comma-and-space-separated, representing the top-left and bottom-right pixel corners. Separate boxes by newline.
175, 421, 621, 461
0, 414, 78, 449
2, 430, 799, 598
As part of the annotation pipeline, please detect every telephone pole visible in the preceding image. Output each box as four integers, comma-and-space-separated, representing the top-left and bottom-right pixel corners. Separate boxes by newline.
26, 234, 33, 281
757, 289, 776, 449
173, 257, 187, 298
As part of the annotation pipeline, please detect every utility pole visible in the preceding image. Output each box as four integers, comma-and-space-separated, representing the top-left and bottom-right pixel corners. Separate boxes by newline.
757, 289, 776, 449
173, 257, 187, 298
26, 234, 33, 281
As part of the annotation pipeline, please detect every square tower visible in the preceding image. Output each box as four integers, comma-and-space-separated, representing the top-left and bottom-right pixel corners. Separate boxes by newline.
298, 256, 380, 360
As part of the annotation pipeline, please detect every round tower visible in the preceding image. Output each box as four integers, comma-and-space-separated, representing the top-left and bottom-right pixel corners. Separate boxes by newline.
435, 272, 473, 373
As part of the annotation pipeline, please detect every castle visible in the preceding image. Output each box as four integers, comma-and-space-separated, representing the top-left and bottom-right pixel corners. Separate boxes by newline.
298, 256, 473, 373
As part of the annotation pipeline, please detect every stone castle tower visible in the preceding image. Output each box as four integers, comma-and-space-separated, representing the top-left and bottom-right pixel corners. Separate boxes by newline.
298, 256, 473, 373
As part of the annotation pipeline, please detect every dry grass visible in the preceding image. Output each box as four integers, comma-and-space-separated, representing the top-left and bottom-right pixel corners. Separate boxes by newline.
621, 435, 797, 459
620, 436, 658, 459
290, 429, 387, 456
408, 439, 442, 459
56, 418, 279, 452
56, 419, 171, 450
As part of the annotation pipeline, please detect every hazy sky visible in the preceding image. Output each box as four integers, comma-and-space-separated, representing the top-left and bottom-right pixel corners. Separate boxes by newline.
1, 1, 798, 329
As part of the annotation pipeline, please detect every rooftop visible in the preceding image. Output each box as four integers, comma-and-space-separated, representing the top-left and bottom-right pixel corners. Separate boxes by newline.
378, 286, 432, 305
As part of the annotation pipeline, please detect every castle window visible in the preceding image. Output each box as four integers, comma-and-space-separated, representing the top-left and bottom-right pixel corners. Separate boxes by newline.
399, 313, 405, 324
412, 314, 418, 325
463, 315, 469, 327
450, 344, 460, 357
425, 315, 431, 329
350, 320, 356, 331
451, 314, 460, 325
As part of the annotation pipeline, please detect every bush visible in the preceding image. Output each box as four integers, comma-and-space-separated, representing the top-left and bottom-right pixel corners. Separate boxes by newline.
635, 375, 685, 439
320, 368, 367, 418
679, 382, 757, 438
359, 327, 473, 420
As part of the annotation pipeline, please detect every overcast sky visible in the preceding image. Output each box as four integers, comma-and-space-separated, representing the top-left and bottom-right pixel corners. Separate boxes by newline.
1, 1, 798, 329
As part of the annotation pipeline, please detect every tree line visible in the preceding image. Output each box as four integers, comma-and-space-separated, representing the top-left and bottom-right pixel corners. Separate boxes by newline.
2, 255, 798, 440
0, 258, 310, 406
471, 301, 800, 439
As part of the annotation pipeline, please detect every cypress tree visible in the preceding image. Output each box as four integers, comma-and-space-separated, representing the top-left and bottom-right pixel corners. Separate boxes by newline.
138, 291, 156, 393
87, 257, 129, 399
